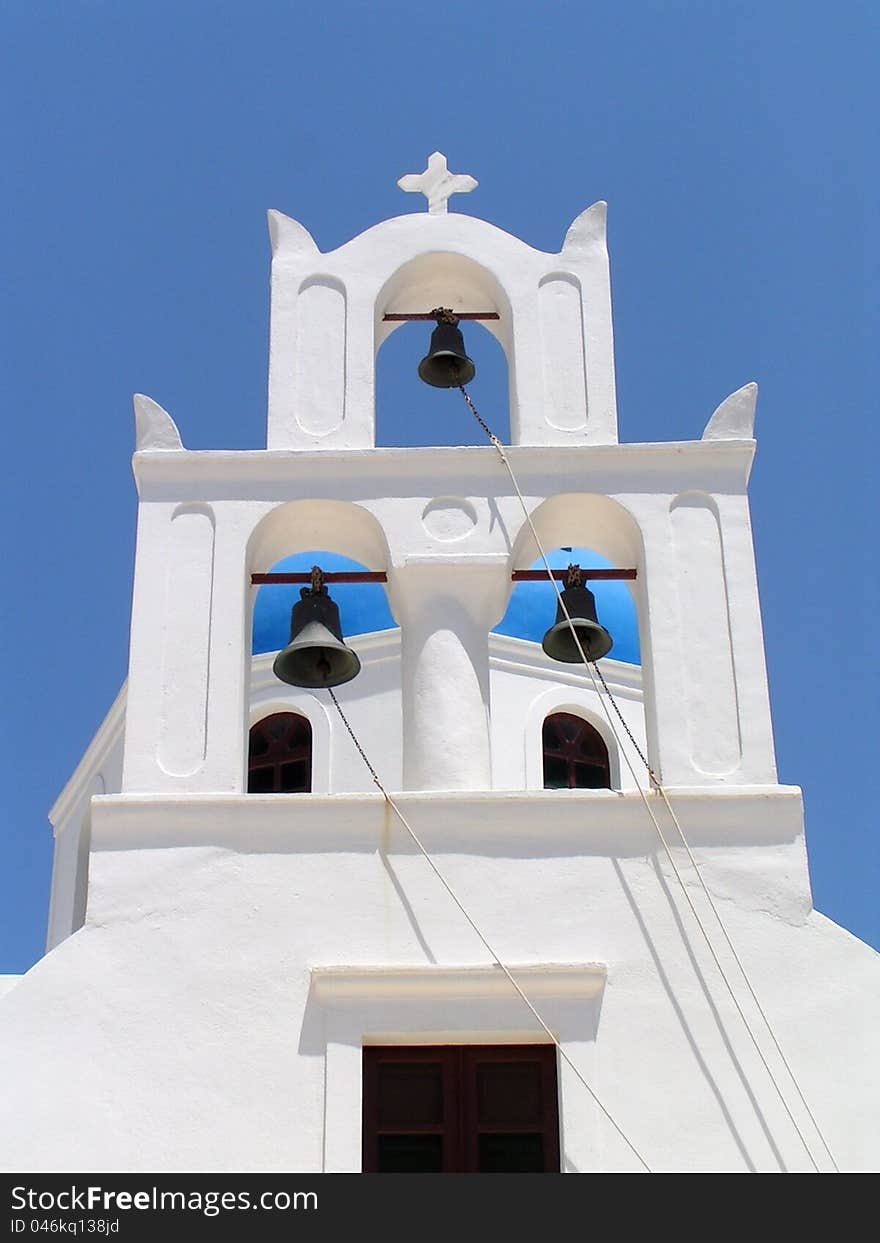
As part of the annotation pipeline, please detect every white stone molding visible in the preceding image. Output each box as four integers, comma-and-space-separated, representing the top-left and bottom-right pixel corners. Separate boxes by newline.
489, 635, 643, 697
310, 963, 605, 1173
131, 439, 758, 499
88, 787, 807, 855
311, 963, 606, 1004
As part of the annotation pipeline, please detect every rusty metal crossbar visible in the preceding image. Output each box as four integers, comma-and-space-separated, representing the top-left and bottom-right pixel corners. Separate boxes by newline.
511, 569, 636, 582
382, 312, 500, 321
251, 568, 636, 585
251, 572, 387, 585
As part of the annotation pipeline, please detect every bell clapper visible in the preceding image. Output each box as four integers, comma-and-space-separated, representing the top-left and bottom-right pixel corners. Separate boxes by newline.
271, 563, 362, 689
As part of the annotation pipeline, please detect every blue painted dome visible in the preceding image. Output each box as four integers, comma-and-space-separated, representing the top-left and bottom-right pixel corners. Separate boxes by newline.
492, 546, 640, 665
252, 552, 396, 655
253, 546, 639, 665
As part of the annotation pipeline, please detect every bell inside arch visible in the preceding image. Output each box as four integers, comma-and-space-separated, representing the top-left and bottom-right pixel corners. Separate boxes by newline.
417, 312, 476, 388
541, 568, 614, 664
273, 575, 361, 689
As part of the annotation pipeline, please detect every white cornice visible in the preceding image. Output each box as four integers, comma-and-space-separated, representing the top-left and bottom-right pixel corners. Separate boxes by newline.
90, 786, 804, 853
488, 633, 643, 697
310, 963, 606, 1004
132, 439, 756, 499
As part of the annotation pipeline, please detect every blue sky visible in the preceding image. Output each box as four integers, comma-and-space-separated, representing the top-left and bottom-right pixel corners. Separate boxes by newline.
1, 1, 877, 971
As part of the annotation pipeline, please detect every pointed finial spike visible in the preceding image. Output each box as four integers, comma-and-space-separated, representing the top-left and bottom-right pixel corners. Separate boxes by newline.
133, 394, 184, 451
561, 202, 608, 254
267, 209, 318, 257
702, 382, 758, 440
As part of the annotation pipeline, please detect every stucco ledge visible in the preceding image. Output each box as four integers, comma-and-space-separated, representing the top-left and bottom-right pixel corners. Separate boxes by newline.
310, 964, 606, 1004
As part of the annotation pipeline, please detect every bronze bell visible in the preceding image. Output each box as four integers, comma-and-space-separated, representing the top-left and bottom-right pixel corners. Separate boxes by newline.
541, 566, 614, 664
418, 309, 476, 388
273, 569, 361, 689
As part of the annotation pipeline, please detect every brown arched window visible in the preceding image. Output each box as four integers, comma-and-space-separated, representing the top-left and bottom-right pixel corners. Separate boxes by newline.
542, 713, 611, 790
248, 712, 312, 793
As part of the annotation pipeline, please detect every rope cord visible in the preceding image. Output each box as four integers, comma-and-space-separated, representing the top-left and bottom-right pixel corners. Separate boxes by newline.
327, 686, 653, 1173
652, 784, 840, 1171
458, 383, 838, 1173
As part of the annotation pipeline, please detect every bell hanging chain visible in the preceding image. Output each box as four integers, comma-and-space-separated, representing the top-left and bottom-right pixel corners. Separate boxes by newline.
327, 687, 384, 793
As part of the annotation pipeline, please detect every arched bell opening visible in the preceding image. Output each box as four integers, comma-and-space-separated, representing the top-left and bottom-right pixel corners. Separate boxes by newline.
494, 544, 641, 667
247, 500, 395, 661
505, 493, 646, 669
375, 319, 510, 448
244, 502, 397, 790
374, 250, 513, 448
501, 494, 653, 785
252, 550, 396, 660
248, 550, 397, 793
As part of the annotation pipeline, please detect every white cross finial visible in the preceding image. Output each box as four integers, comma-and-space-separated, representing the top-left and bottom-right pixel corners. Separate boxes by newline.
397, 151, 478, 215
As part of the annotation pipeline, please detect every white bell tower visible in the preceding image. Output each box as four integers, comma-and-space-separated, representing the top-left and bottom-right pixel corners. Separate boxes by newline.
2, 155, 878, 1175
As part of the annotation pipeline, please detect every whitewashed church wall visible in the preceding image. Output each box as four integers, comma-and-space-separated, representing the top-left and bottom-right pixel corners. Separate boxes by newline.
4, 788, 878, 1173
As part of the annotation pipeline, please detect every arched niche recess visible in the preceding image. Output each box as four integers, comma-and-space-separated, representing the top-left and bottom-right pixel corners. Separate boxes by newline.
247, 499, 392, 581
495, 543, 640, 666
505, 494, 652, 774
246, 498, 395, 662
506, 493, 644, 644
